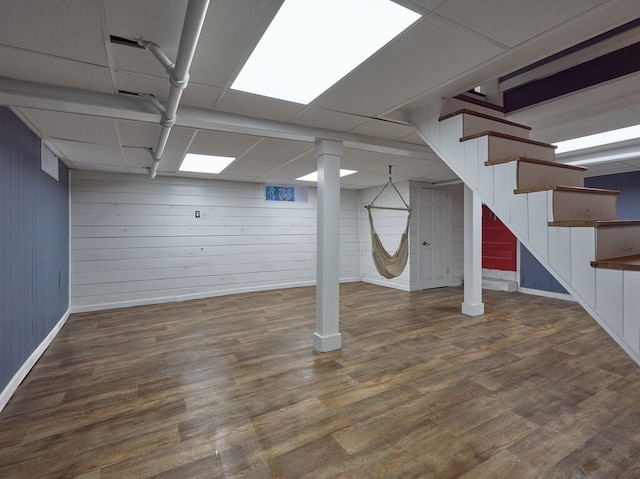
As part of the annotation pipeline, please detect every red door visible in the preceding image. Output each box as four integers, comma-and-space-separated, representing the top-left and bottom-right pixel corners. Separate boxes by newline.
482, 205, 516, 271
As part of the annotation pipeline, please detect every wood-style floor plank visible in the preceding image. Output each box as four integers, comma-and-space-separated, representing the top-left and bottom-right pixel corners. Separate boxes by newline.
2, 283, 640, 478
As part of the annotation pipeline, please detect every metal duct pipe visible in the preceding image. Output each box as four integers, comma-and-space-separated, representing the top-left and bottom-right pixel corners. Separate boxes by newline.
148, 0, 209, 178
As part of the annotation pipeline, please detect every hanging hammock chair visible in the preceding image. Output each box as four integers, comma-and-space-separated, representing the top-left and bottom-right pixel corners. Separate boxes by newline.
365, 168, 412, 279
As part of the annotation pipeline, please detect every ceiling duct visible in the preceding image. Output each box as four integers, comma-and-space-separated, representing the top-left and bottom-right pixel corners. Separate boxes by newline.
139, 0, 210, 178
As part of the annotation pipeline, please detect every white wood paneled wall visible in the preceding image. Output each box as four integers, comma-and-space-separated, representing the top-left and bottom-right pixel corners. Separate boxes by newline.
70, 171, 360, 312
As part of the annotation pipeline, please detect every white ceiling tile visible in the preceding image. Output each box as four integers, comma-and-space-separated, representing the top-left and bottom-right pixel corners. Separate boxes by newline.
71, 162, 130, 174
116, 121, 193, 153
106, 0, 185, 77
312, 16, 504, 117
122, 147, 154, 167
349, 119, 419, 140
291, 107, 369, 132
401, 0, 448, 12
0, 0, 108, 65
188, 130, 261, 157
242, 138, 313, 163
189, 0, 283, 88
155, 151, 184, 173
291, 150, 324, 167
222, 159, 286, 177
436, 0, 608, 48
214, 89, 306, 122
584, 161, 639, 177
51, 139, 124, 167
398, 130, 426, 145
0, 46, 114, 93
19, 109, 119, 145
115, 72, 222, 109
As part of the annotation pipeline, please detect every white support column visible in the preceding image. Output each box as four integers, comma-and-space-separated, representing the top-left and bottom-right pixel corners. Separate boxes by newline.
462, 185, 485, 316
314, 139, 343, 352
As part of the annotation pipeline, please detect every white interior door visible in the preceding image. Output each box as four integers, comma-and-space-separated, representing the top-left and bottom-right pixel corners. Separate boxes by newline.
419, 187, 451, 289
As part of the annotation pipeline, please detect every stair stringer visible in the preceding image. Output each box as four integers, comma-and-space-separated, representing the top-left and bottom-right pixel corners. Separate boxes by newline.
410, 101, 640, 365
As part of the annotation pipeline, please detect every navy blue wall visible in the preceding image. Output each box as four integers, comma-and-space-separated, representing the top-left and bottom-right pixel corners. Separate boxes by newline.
585, 171, 640, 219
520, 245, 568, 293
1, 107, 69, 393
520, 170, 640, 293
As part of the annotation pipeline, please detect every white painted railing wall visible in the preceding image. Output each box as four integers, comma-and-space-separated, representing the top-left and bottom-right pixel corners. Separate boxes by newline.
70, 171, 360, 312
411, 101, 640, 364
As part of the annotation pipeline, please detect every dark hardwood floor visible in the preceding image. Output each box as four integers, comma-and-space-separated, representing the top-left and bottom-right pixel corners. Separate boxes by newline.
2, 283, 640, 478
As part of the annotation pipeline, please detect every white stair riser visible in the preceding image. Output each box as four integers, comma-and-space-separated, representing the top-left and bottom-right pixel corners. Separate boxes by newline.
488, 136, 556, 163
552, 190, 617, 221
517, 162, 584, 190
596, 226, 640, 260
441, 97, 505, 118
463, 114, 530, 139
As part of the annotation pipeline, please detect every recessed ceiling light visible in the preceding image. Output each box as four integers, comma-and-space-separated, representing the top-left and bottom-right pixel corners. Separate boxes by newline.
554, 124, 640, 154
179, 153, 235, 174
296, 169, 357, 182
231, 0, 421, 104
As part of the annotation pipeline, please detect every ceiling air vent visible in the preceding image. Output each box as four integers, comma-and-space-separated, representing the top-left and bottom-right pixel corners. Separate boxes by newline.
109, 35, 144, 48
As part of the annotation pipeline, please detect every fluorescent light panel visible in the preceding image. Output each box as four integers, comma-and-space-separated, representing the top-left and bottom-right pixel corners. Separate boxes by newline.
179, 153, 235, 174
554, 124, 640, 154
231, 0, 421, 104
297, 169, 357, 182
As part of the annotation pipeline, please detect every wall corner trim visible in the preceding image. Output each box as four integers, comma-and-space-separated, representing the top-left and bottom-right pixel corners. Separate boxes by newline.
0, 310, 70, 413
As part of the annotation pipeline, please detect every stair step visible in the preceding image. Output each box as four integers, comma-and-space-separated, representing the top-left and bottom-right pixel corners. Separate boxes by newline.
441, 96, 505, 119
518, 185, 619, 222
511, 157, 585, 190
515, 185, 618, 195
439, 109, 531, 138
485, 156, 586, 170
461, 131, 557, 162
548, 220, 640, 260
548, 220, 640, 227
591, 254, 640, 272
554, 186, 618, 222
453, 93, 505, 113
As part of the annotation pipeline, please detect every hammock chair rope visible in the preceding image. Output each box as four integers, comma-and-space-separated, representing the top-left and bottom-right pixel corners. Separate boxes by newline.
365, 167, 412, 279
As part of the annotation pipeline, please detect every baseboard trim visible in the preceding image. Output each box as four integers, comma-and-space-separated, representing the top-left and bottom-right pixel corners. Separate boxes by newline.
70, 277, 363, 313
519, 287, 576, 302
0, 309, 70, 413
362, 277, 411, 291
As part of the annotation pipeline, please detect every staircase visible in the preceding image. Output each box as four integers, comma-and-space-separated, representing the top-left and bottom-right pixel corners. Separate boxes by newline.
411, 93, 640, 365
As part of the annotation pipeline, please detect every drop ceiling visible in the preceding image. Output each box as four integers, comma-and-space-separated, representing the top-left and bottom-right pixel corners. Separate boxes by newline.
0, 0, 638, 189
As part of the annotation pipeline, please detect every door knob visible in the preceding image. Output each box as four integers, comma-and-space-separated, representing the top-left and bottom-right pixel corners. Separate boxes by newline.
422, 241, 430, 246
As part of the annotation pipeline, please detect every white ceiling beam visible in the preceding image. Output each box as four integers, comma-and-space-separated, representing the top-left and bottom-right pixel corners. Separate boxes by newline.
177, 106, 431, 159
0, 77, 431, 160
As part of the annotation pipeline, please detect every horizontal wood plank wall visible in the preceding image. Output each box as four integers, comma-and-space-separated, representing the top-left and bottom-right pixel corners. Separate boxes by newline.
0, 106, 70, 392
70, 171, 360, 311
